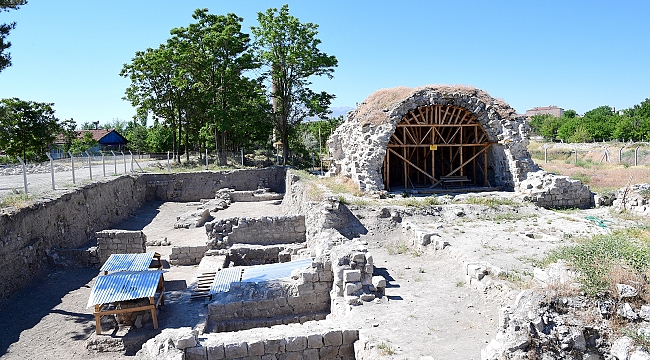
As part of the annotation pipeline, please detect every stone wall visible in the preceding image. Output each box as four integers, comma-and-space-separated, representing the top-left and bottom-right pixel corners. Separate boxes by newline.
517, 170, 594, 209
0, 175, 147, 299
96, 230, 147, 265
169, 245, 208, 266
143, 167, 286, 201
327, 85, 538, 192
0, 168, 287, 300
207, 259, 332, 332
136, 323, 359, 360
205, 215, 306, 249
612, 183, 650, 216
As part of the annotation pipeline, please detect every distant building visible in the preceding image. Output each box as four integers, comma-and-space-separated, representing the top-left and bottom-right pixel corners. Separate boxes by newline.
525, 106, 564, 118
52, 129, 128, 158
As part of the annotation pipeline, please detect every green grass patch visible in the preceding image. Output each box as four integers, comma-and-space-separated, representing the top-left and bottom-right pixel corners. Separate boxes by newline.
571, 172, 592, 184
460, 197, 520, 208
394, 196, 441, 207
0, 192, 35, 209
542, 228, 650, 296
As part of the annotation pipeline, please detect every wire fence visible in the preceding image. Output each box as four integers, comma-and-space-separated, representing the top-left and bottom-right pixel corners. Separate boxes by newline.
529, 142, 650, 167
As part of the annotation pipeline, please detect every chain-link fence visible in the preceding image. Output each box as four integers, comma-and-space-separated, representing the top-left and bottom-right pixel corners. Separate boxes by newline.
529, 142, 650, 167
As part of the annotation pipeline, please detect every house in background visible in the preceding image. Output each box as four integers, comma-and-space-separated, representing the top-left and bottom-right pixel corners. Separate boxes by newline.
51, 129, 129, 159
525, 105, 564, 118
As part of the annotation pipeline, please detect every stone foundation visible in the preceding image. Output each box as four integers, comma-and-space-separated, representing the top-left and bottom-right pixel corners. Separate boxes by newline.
517, 170, 594, 209
96, 230, 147, 265
169, 245, 208, 266
205, 215, 306, 250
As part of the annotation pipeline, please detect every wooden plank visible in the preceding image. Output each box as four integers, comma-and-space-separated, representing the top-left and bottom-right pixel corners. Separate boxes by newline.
444, 144, 492, 179
387, 143, 492, 148
388, 148, 436, 181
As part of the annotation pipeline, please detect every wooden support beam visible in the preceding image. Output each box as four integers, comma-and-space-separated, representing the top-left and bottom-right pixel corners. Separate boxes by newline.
388, 148, 436, 181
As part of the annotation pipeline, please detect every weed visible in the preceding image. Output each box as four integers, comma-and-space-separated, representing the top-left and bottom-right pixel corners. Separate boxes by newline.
455, 280, 465, 287
622, 328, 650, 353
0, 192, 34, 208
418, 267, 425, 273
460, 197, 520, 208
394, 196, 440, 208
377, 342, 395, 355
571, 172, 592, 184
337, 195, 348, 205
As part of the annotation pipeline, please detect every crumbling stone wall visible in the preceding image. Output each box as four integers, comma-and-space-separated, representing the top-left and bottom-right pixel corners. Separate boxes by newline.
328, 85, 537, 192
96, 230, 147, 265
517, 171, 594, 209
205, 215, 306, 249
207, 259, 332, 332
143, 167, 286, 201
0, 175, 147, 299
169, 245, 207, 266
136, 324, 358, 360
612, 183, 650, 216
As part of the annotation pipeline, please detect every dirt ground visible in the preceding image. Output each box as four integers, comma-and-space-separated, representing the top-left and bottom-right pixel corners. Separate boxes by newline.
0, 195, 635, 360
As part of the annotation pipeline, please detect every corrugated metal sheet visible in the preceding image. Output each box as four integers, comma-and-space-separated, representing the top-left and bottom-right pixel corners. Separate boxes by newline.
210, 267, 243, 295
241, 258, 313, 284
100, 252, 156, 273
87, 271, 163, 308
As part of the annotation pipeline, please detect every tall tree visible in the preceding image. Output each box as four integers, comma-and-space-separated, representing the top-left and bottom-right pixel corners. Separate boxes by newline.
0, 97, 60, 161
0, 0, 26, 73
252, 4, 338, 164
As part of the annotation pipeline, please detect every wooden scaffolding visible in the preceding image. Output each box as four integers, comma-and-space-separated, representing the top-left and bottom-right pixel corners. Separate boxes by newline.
383, 104, 494, 191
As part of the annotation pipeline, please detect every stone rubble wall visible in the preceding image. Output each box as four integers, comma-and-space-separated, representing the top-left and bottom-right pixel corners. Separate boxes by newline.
205, 215, 306, 250
0, 168, 287, 300
327, 86, 539, 192
135, 324, 359, 360
142, 167, 286, 202
229, 188, 284, 202
612, 183, 650, 216
517, 170, 594, 209
96, 230, 147, 265
169, 245, 207, 266
226, 243, 307, 266
0, 175, 147, 299
207, 259, 333, 332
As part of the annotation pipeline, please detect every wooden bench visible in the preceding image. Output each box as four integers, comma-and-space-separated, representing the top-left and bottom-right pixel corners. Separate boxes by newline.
440, 175, 470, 189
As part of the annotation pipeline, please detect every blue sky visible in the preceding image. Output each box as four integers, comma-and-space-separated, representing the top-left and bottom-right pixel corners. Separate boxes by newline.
0, 1, 649, 125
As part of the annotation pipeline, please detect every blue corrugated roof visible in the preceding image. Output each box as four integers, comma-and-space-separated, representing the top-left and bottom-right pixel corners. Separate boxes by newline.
100, 252, 156, 273
241, 258, 312, 283
209, 267, 243, 294
87, 271, 163, 308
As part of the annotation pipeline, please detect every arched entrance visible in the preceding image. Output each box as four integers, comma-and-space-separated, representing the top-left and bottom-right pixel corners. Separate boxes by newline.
383, 104, 493, 191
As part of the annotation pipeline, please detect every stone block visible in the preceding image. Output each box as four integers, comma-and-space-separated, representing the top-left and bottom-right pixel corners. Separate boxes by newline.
372, 276, 386, 289
279, 352, 302, 360
206, 343, 225, 359
175, 333, 198, 349
345, 282, 362, 295
323, 330, 343, 346
224, 342, 248, 358
339, 343, 355, 357
343, 270, 361, 283
319, 345, 338, 359
342, 329, 359, 344
285, 336, 307, 352
247, 341, 264, 356
364, 264, 374, 274
264, 339, 283, 354
307, 334, 324, 348
185, 345, 206, 360
261, 355, 277, 360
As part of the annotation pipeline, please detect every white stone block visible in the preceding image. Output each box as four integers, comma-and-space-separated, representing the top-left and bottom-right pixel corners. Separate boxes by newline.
372, 276, 386, 289
343, 269, 361, 283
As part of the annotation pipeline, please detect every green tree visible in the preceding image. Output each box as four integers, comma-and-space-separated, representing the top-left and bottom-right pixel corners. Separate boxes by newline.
0, 0, 26, 72
147, 119, 173, 152
59, 118, 77, 151
0, 98, 60, 161
582, 106, 616, 141
564, 109, 577, 119
252, 4, 338, 165
70, 131, 98, 154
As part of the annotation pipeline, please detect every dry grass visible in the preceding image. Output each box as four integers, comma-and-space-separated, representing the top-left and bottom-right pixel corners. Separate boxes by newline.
353, 84, 516, 126
538, 162, 650, 194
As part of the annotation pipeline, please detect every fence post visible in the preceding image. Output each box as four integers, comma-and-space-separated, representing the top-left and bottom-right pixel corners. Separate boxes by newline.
574, 146, 578, 164
241, 149, 244, 167
46, 153, 55, 190
121, 151, 126, 173
68, 151, 76, 184
635, 146, 640, 166
86, 151, 92, 180
206, 149, 208, 170
16, 156, 28, 193
102, 152, 106, 177
544, 146, 548, 163
312, 152, 315, 171
167, 151, 171, 172
129, 151, 134, 172
619, 147, 624, 164
110, 151, 116, 174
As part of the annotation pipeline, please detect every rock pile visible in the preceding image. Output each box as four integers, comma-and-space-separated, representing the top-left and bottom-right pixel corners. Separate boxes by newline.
517, 170, 594, 209
613, 183, 650, 216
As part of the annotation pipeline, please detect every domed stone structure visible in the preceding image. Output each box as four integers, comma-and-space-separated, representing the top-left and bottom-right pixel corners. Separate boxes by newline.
327, 85, 593, 208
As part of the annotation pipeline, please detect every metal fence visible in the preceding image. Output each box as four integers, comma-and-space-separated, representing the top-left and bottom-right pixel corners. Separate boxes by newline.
529, 143, 650, 167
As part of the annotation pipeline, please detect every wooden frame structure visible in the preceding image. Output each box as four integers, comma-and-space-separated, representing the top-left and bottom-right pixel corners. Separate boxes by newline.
383, 105, 493, 191
93, 274, 165, 335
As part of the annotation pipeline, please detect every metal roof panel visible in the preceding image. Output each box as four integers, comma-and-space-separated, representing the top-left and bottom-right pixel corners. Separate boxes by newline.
241, 258, 312, 284
87, 271, 163, 308
100, 252, 156, 273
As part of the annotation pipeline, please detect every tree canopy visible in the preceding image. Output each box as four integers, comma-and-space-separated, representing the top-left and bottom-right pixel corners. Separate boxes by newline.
251, 4, 338, 164
0, 0, 26, 73
0, 98, 60, 160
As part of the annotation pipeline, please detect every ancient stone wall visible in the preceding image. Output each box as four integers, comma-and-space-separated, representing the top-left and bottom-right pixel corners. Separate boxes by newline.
328, 85, 538, 192
96, 230, 147, 265
0, 168, 287, 300
169, 245, 208, 266
207, 260, 333, 332
143, 167, 286, 201
136, 324, 358, 360
0, 175, 147, 299
205, 215, 306, 249
517, 170, 594, 209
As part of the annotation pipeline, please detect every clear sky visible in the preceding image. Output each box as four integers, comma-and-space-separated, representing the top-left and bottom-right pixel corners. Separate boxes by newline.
1, 1, 649, 125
